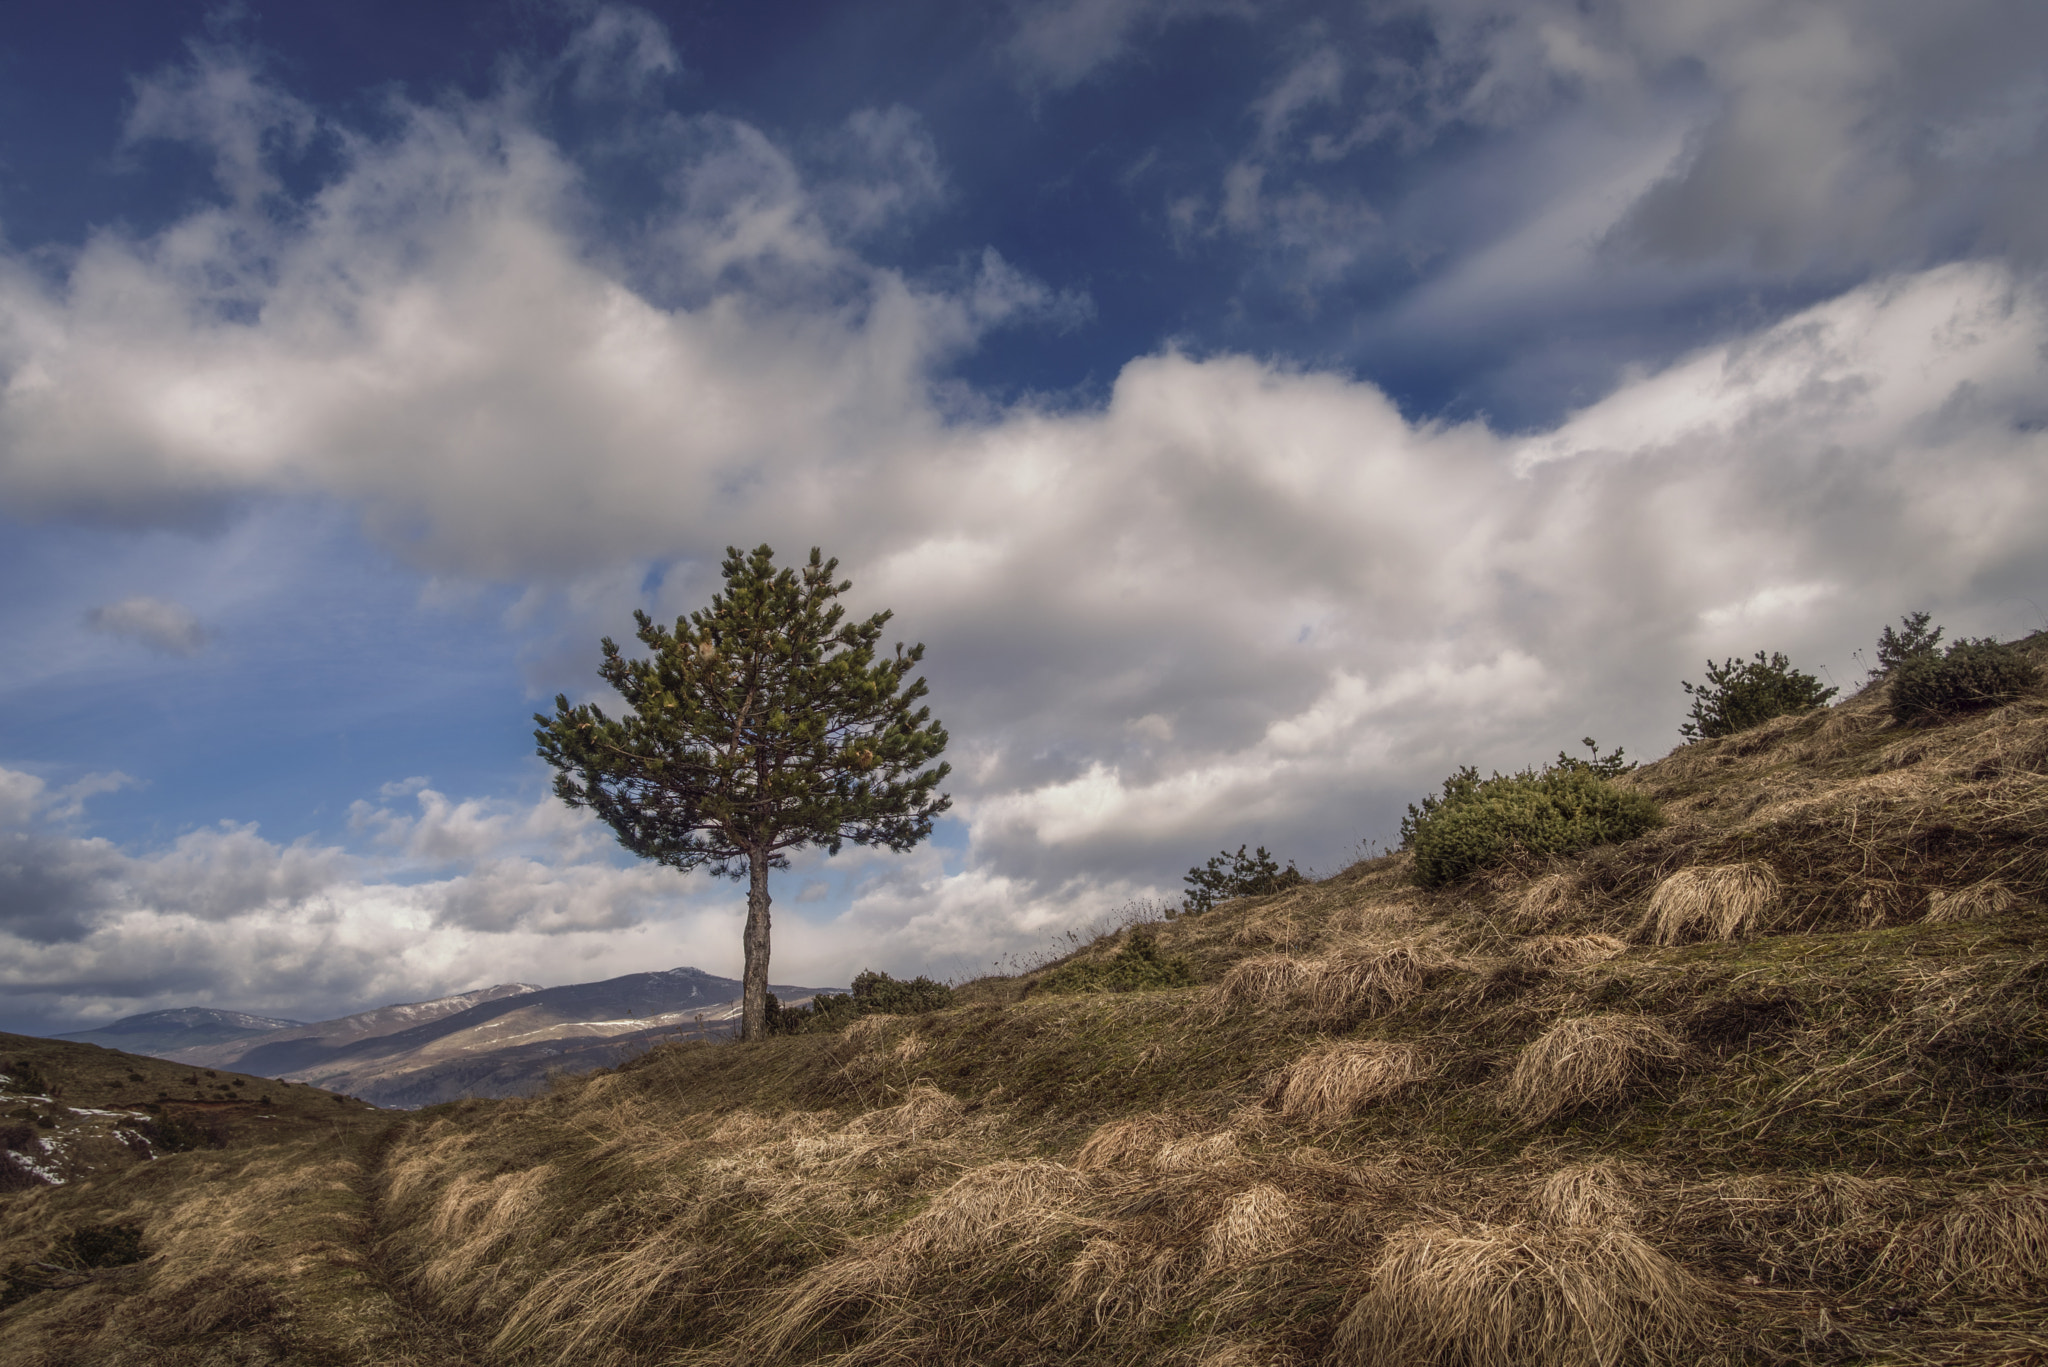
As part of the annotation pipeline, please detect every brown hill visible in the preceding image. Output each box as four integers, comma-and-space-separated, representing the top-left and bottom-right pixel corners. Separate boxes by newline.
3, 653, 2046, 1364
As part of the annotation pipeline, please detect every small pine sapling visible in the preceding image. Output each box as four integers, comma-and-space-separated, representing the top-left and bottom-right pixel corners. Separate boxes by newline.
1183, 844, 1307, 915
1679, 651, 1837, 740
1870, 611, 1944, 680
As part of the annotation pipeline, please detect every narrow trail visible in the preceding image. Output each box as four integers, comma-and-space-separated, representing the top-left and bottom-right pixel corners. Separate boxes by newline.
340, 1119, 499, 1367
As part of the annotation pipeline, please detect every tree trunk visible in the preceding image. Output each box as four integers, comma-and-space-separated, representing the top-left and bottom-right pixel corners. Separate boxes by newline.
740, 844, 772, 1041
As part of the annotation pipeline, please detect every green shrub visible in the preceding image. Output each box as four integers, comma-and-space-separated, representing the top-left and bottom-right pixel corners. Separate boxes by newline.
1183, 844, 1306, 914
1679, 650, 1837, 739
67, 1223, 146, 1269
1406, 766, 1664, 889
132, 1112, 221, 1154
766, 969, 955, 1035
1869, 610, 1944, 680
1034, 929, 1197, 995
1890, 638, 2041, 724
5, 1060, 51, 1097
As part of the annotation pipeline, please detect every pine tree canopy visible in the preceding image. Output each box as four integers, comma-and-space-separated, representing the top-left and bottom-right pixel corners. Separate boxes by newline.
535, 545, 952, 876
535, 545, 949, 1042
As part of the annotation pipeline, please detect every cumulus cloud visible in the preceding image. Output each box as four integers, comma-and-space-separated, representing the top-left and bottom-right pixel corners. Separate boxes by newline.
0, 765, 718, 1030
1006, 0, 1258, 89
84, 596, 210, 655
4, 16, 2047, 1033
1259, 0, 2048, 275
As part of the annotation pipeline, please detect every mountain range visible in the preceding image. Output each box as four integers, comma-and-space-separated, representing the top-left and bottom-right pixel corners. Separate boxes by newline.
56, 968, 840, 1108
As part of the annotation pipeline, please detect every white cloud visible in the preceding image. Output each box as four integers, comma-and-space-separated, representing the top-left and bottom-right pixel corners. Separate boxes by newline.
561, 4, 682, 102
1362, 0, 2048, 270
1006, 0, 1258, 90
84, 597, 210, 655
4, 27, 2048, 1031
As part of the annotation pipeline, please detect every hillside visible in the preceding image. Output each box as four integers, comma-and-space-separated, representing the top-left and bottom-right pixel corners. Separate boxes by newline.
104, 970, 844, 1109
55, 1009, 307, 1057
3, 656, 2046, 1365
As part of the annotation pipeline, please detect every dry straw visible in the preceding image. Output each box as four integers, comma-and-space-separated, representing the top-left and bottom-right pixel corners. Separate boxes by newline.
1528, 1161, 1641, 1228
1671, 1173, 1912, 1282
1331, 1218, 1711, 1367
1502, 1015, 1686, 1126
1880, 1185, 2048, 1297
1199, 1183, 1305, 1275
1204, 955, 1316, 1019
1923, 879, 2019, 924
1644, 863, 1779, 945
1512, 873, 1578, 931
1306, 943, 1453, 1024
1515, 934, 1628, 971
1272, 1041, 1433, 1125
1204, 944, 1451, 1023
1155, 1130, 1243, 1170
892, 1160, 1090, 1260
1076, 1114, 1185, 1170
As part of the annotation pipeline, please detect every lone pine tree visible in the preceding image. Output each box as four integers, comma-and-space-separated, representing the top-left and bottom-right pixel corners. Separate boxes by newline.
536, 545, 950, 1041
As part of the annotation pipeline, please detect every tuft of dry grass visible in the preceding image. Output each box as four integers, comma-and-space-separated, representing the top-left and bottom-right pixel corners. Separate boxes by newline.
1191, 1338, 1282, 1367
1304, 943, 1454, 1024
1667, 1172, 1913, 1284
1270, 1042, 1433, 1126
1644, 863, 1779, 945
1527, 1161, 1642, 1228
1515, 934, 1628, 970
1924, 879, 2020, 923
847, 1082, 963, 1138
1155, 1130, 1243, 1170
1203, 944, 1451, 1024
1502, 1015, 1686, 1126
892, 1160, 1090, 1260
1075, 1113, 1185, 1170
1880, 1185, 2048, 1297
840, 1014, 899, 1050
1511, 872, 1579, 931
1199, 1183, 1304, 1276
1204, 955, 1317, 1019
1330, 1218, 1713, 1367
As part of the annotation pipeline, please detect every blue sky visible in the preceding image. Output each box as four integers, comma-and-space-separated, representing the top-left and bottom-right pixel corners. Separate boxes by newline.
4, 0, 2047, 1033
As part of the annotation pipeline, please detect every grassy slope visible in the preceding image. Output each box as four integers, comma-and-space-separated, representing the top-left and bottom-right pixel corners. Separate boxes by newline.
4, 660, 2047, 1365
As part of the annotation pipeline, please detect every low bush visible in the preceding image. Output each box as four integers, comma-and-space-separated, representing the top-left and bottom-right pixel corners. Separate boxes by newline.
132, 1112, 224, 1154
1182, 844, 1306, 914
1869, 610, 1944, 680
68, 1223, 147, 1269
767, 968, 955, 1035
1890, 637, 2041, 724
4, 1059, 51, 1096
1034, 929, 1197, 995
1680, 650, 1837, 740
1405, 766, 1664, 889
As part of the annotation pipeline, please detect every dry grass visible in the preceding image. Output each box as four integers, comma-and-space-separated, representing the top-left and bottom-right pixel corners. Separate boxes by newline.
1880, 1185, 2048, 1297
1305, 943, 1455, 1024
1644, 863, 1779, 945
1924, 879, 2020, 923
1198, 1183, 1305, 1275
1270, 1042, 1434, 1126
1204, 955, 1318, 1019
1512, 872, 1579, 931
1667, 1172, 1914, 1284
1076, 1113, 1186, 1170
415, 1162, 554, 1298
1204, 943, 1451, 1024
1527, 1161, 1642, 1228
1330, 1218, 1713, 1367
892, 1160, 1090, 1260
1515, 934, 1628, 970
1155, 1130, 1244, 1170
1502, 1015, 1687, 1126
